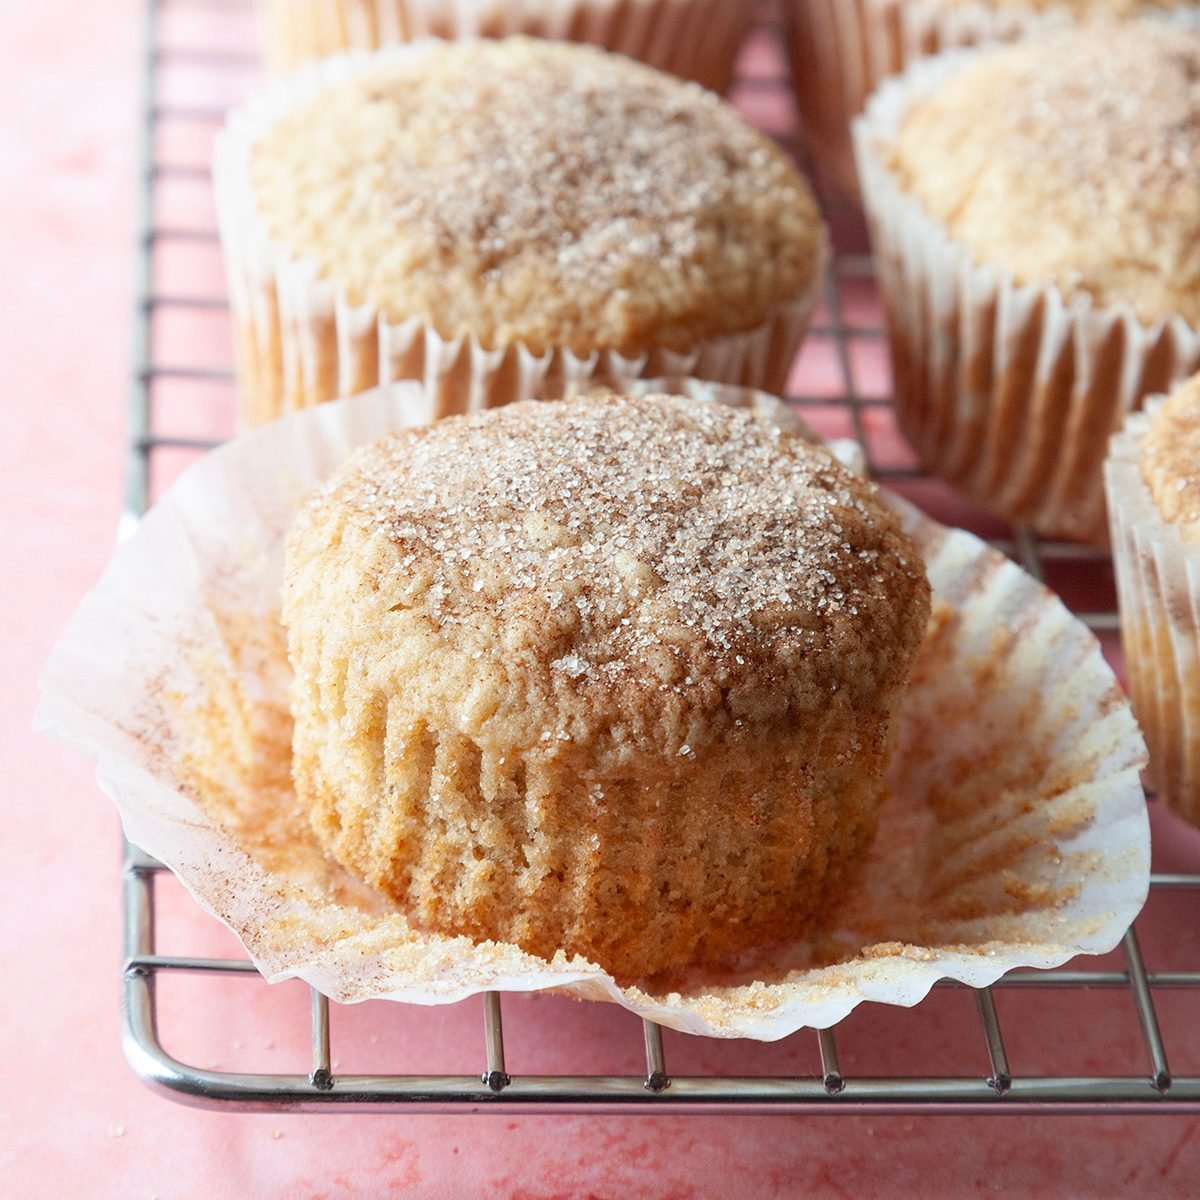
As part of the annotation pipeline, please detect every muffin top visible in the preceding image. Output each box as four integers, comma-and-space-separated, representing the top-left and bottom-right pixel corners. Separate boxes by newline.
250, 38, 823, 357
886, 22, 1200, 327
1142, 373, 1200, 542
285, 394, 930, 760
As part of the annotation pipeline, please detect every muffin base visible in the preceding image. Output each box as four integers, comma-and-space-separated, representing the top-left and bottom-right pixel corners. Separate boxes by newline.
260, 0, 754, 93
1108, 401, 1200, 825
855, 55, 1200, 544
294, 718, 887, 981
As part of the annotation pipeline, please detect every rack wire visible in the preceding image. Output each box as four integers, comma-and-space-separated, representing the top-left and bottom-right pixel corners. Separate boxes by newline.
122, 0, 1200, 1113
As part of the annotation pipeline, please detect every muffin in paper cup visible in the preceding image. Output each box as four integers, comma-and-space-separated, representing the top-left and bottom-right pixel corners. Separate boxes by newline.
259, 0, 754, 92
854, 31, 1200, 545
1107, 380, 1200, 827
37, 383, 1149, 1038
215, 37, 826, 429
783, 0, 1196, 200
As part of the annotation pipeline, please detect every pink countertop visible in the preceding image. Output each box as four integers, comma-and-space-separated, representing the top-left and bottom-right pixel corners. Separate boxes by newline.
5, 2, 1200, 1197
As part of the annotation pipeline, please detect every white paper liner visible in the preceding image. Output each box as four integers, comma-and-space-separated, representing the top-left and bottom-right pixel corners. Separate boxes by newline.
215, 38, 823, 429
38, 383, 1149, 1039
784, 1, 1200, 199
1107, 399, 1200, 826
258, 0, 753, 91
853, 50, 1200, 546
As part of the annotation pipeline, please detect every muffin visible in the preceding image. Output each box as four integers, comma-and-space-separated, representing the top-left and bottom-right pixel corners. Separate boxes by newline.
215, 38, 826, 428
1108, 373, 1200, 826
856, 23, 1200, 543
784, 0, 1196, 199
259, 0, 754, 93
282, 393, 932, 979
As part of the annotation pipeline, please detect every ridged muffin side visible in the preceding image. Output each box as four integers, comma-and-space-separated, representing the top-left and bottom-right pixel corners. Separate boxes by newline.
282, 394, 931, 979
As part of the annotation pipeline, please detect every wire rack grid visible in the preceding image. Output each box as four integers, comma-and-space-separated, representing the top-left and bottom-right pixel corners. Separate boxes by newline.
121, 0, 1200, 1114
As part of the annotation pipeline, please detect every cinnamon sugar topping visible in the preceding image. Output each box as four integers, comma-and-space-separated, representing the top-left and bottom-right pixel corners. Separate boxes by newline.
249, 38, 823, 354
295, 393, 929, 728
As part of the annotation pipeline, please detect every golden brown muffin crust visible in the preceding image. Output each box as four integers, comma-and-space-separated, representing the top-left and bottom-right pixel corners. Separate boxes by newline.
887, 23, 1200, 328
250, 38, 823, 356
287, 394, 929, 764
1142, 373, 1200, 541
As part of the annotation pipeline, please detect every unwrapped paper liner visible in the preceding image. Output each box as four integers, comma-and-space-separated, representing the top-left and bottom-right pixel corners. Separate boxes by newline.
854, 50, 1200, 545
1107, 399, 1200, 826
214, 40, 824, 429
783, 0, 1200, 200
259, 0, 753, 93
38, 383, 1150, 1039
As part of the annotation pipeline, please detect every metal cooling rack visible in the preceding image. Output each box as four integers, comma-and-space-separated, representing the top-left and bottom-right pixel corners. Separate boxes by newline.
121, 0, 1200, 1113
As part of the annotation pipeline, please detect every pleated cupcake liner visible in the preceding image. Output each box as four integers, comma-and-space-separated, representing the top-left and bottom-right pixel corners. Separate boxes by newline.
259, 0, 753, 92
38, 382, 1149, 1039
854, 50, 1200, 544
1107, 400, 1200, 825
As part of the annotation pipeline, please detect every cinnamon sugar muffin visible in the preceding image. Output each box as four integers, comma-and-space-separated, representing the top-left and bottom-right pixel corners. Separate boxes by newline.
216, 38, 826, 428
1108, 372, 1200, 825
784, 0, 1195, 199
886, 26, 1200, 329
282, 393, 931, 979
857, 22, 1200, 542
259, 0, 753, 93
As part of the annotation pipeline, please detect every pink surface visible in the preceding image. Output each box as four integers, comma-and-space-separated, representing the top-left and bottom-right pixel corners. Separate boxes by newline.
6, 2, 1200, 1197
